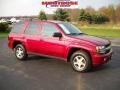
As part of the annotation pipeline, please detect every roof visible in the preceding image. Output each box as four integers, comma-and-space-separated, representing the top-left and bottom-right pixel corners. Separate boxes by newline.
24, 20, 65, 24
15, 20, 69, 25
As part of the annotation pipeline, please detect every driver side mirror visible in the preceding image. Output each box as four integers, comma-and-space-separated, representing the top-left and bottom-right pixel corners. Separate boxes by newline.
53, 32, 62, 38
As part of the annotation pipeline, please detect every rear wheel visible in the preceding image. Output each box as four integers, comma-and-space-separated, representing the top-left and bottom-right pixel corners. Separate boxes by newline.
14, 44, 27, 60
70, 50, 91, 72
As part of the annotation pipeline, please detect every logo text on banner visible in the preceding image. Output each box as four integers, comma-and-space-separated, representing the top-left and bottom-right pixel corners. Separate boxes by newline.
41, 0, 78, 8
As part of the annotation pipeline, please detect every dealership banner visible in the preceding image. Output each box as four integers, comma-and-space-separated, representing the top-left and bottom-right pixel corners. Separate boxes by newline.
41, 0, 78, 8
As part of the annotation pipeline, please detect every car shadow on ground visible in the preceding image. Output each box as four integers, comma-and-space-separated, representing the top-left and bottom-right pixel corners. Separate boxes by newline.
26, 55, 50, 61
90, 64, 110, 72
24, 54, 111, 73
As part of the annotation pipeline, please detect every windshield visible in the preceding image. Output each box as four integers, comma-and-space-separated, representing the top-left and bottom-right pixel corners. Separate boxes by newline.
58, 22, 83, 35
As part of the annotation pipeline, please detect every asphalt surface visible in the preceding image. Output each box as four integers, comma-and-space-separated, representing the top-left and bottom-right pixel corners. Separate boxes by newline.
0, 38, 120, 90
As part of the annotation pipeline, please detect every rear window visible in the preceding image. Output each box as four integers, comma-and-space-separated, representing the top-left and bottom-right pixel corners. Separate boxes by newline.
11, 23, 24, 33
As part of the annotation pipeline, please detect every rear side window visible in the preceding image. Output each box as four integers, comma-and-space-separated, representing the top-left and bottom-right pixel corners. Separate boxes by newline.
11, 23, 24, 33
25, 22, 39, 35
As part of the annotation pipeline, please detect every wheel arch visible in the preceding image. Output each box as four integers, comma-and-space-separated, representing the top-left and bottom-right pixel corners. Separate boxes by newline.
12, 40, 24, 49
67, 47, 92, 62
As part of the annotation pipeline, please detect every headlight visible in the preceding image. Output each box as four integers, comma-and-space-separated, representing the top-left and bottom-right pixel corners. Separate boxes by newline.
96, 46, 106, 54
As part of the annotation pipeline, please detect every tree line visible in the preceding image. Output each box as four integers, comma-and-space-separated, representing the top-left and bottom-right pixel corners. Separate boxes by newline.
38, 4, 120, 24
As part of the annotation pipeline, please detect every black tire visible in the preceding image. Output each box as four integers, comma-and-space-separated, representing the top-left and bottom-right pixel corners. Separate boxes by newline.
14, 44, 28, 60
70, 50, 92, 72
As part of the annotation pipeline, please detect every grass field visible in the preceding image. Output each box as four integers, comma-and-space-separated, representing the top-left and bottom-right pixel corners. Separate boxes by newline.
74, 23, 120, 38
80, 28, 120, 37
0, 32, 8, 38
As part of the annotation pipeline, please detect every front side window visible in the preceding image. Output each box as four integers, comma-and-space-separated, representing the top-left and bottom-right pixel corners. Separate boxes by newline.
11, 23, 24, 33
25, 22, 39, 35
42, 23, 59, 36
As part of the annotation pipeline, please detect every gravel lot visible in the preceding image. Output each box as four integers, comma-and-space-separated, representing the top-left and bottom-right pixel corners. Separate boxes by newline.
0, 38, 120, 90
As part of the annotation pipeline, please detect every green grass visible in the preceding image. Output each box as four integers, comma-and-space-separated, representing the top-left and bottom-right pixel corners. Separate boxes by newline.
0, 32, 8, 38
80, 28, 120, 37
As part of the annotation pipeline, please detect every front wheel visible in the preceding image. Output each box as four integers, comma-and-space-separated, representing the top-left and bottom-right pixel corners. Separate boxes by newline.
14, 44, 27, 60
70, 51, 92, 72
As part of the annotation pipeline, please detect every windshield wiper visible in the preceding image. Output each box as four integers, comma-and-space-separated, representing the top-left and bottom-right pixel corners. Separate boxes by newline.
67, 33, 84, 35
77, 33, 84, 35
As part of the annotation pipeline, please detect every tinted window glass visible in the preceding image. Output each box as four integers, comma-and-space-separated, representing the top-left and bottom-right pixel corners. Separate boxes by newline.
11, 23, 24, 33
42, 23, 59, 36
25, 22, 39, 35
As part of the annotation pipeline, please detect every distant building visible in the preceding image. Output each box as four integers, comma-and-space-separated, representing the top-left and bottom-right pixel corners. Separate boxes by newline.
0, 16, 38, 21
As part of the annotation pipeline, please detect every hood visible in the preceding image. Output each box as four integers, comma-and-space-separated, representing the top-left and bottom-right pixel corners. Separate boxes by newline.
72, 34, 110, 46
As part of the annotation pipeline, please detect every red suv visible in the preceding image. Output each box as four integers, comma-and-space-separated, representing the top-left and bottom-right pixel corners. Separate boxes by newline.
8, 20, 112, 72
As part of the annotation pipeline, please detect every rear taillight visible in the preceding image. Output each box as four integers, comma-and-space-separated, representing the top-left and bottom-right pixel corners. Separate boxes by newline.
8, 35, 10, 40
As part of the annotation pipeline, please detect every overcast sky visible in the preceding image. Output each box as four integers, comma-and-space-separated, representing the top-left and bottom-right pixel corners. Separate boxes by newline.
0, 0, 120, 17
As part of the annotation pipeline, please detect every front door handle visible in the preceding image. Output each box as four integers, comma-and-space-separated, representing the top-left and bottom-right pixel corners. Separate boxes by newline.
40, 39, 43, 41
20, 36, 25, 39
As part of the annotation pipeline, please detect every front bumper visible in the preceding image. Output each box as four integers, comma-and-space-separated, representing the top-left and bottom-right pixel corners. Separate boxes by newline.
92, 49, 113, 66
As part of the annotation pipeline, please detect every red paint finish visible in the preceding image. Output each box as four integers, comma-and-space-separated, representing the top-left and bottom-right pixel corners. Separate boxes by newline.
8, 20, 112, 66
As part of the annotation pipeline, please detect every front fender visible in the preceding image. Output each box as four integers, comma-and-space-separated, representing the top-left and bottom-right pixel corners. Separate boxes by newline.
64, 41, 96, 59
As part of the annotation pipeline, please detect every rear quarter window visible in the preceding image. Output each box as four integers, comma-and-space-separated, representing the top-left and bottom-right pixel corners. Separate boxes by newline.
11, 23, 24, 34
24, 22, 39, 35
